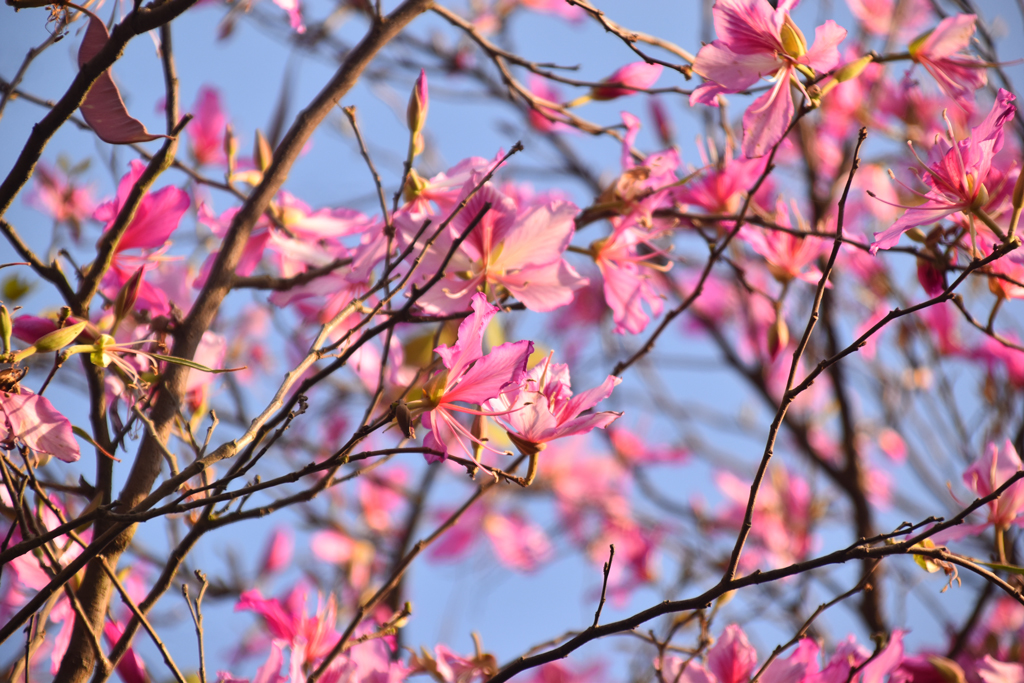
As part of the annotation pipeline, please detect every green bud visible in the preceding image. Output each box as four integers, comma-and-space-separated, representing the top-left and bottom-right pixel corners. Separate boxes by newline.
254, 130, 273, 173
33, 321, 86, 353
834, 55, 873, 83
0, 304, 11, 355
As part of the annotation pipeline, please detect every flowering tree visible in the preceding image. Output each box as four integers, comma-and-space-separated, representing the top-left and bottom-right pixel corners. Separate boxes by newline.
4, 0, 1024, 682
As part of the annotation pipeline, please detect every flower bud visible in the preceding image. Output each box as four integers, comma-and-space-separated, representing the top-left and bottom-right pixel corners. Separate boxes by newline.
767, 315, 789, 360
917, 256, 945, 296
403, 168, 429, 203
225, 123, 238, 181
406, 69, 429, 135
254, 129, 273, 173
0, 304, 11, 355
394, 400, 416, 439
833, 55, 873, 83
114, 267, 144, 324
649, 97, 674, 148
590, 62, 663, 101
32, 321, 86, 353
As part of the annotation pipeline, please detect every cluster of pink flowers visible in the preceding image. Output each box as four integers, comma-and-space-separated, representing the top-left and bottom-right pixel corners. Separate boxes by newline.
8, 2, 1024, 682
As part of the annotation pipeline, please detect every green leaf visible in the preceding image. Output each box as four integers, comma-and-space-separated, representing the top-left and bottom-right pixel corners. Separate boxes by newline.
977, 561, 1024, 575
150, 353, 244, 374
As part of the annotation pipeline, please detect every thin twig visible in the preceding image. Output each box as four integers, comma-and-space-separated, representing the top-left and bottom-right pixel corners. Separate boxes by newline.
592, 544, 615, 628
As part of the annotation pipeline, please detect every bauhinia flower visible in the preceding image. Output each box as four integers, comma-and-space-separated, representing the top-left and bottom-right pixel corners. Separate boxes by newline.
870, 88, 1016, 253
409, 180, 588, 315
409, 293, 533, 463
689, 0, 847, 157
908, 14, 987, 107
0, 388, 80, 463
486, 355, 621, 454
964, 439, 1024, 532
485, 354, 621, 483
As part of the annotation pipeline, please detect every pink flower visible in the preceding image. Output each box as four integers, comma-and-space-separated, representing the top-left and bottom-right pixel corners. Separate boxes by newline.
25, 162, 95, 236
236, 587, 339, 669
427, 503, 553, 572
413, 293, 533, 462
410, 181, 588, 314
871, 89, 1016, 253
526, 75, 571, 134
188, 86, 228, 166
593, 226, 668, 335
94, 160, 190, 314
483, 510, 553, 571
964, 440, 1024, 531
713, 467, 815, 569
674, 146, 771, 225
0, 389, 80, 463
740, 200, 828, 285
496, 0, 584, 22
259, 527, 293, 575
271, 0, 305, 33
590, 62, 662, 100
358, 469, 407, 532
690, 0, 847, 157
909, 14, 987, 107
484, 355, 621, 455
847, 0, 932, 39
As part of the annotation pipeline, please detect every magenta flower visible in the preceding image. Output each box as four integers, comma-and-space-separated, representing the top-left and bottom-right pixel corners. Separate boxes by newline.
187, 86, 228, 167
871, 89, 1016, 253
909, 14, 987, 107
413, 293, 533, 462
271, 0, 305, 33
689, 0, 847, 157
484, 355, 621, 455
94, 160, 190, 314
236, 586, 339, 670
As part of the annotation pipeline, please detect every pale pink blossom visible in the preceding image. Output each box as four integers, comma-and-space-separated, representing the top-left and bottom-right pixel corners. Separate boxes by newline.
690, 0, 846, 157
909, 14, 987, 107
259, 527, 294, 575
0, 390, 80, 463
963, 440, 1024, 531
26, 162, 95, 236
410, 181, 587, 314
593, 226, 669, 335
485, 356, 620, 454
741, 201, 828, 285
526, 75, 570, 134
